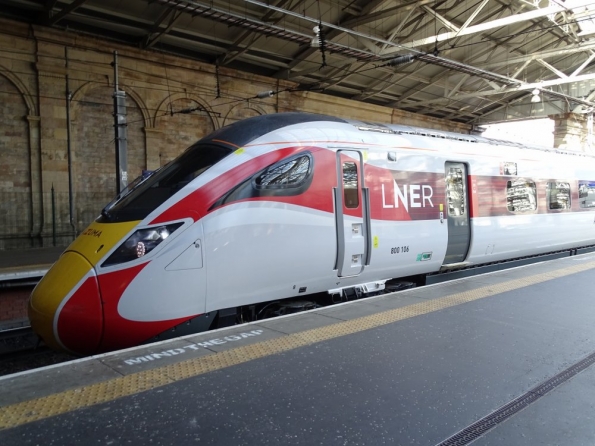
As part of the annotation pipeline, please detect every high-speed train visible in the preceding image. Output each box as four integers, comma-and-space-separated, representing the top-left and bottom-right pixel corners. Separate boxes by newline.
28, 112, 595, 355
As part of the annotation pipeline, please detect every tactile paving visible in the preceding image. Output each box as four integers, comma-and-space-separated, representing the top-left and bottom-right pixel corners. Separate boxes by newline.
1, 258, 594, 430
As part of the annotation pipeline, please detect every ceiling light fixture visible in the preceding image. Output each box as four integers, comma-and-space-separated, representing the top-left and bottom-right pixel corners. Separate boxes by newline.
531, 88, 541, 103
311, 26, 321, 48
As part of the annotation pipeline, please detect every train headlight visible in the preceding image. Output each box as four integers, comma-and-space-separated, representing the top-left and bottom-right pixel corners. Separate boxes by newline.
102, 222, 183, 266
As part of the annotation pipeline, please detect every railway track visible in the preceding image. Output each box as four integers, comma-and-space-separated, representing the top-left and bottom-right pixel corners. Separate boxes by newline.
0, 326, 38, 351
0, 326, 75, 377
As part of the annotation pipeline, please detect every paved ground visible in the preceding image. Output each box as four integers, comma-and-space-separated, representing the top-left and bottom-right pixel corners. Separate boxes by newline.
1, 254, 595, 445
0, 246, 64, 270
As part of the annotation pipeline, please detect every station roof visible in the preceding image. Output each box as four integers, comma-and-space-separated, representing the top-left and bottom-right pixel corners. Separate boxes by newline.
2, 0, 595, 125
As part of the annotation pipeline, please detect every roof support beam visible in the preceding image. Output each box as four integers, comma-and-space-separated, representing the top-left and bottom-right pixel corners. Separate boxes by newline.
381, 1, 593, 54
455, 0, 490, 37
145, 10, 183, 48
244, 0, 590, 112
572, 53, 595, 76
45, 0, 59, 11
537, 59, 568, 79
447, 75, 471, 98
511, 60, 532, 79
218, 0, 302, 66
383, 0, 589, 108
382, 6, 417, 51
141, 8, 181, 49
47, 0, 88, 25
340, 0, 438, 29
481, 41, 595, 68
316, 62, 363, 89
403, 72, 595, 108
352, 71, 401, 100
420, 5, 458, 32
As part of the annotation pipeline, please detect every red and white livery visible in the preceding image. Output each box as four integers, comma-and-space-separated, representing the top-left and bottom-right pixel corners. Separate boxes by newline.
28, 113, 595, 354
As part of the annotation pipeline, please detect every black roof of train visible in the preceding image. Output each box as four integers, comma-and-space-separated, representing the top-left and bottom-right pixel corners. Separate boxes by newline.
199, 112, 346, 149
198, 112, 585, 156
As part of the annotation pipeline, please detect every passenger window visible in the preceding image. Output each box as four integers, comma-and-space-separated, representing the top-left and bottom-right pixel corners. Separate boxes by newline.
501, 162, 517, 176
507, 179, 537, 213
342, 162, 359, 208
579, 181, 595, 208
446, 167, 465, 216
254, 154, 312, 189
547, 182, 571, 210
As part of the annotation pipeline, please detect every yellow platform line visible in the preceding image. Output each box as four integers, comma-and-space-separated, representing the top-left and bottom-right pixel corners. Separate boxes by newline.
1, 259, 594, 430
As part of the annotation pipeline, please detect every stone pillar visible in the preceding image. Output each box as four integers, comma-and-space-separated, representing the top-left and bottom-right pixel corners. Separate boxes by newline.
26, 115, 42, 244
549, 113, 590, 152
143, 127, 163, 171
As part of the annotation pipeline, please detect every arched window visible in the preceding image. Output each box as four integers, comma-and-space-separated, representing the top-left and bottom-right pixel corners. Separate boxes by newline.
210, 152, 314, 209
255, 154, 312, 189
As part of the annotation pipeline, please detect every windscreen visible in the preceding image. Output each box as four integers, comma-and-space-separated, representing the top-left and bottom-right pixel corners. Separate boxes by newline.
99, 143, 233, 222
97, 113, 346, 223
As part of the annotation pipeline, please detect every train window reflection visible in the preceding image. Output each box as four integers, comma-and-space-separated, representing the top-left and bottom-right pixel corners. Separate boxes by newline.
343, 162, 359, 208
255, 154, 311, 189
501, 162, 517, 176
211, 153, 314, 209
507, 179, 537, 213
547, 182, 571, 210
446, 167, 465, 216
579, 181, 595, 208
100, 143, 233, 222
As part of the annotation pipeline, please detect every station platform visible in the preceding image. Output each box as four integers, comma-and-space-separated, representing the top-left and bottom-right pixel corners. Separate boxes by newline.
0, 246, 63, 282
1, 253, 595, 445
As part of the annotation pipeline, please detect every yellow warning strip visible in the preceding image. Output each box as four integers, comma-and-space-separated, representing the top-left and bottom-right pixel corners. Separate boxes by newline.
1, 258, 594, 430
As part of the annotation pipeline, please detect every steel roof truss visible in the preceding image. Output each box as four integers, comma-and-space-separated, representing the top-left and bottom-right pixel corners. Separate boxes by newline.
382, 2, 576, 54
47, 0, 88, 25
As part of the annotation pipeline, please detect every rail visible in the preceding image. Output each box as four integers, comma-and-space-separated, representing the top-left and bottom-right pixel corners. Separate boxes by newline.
0, 326, 75, 377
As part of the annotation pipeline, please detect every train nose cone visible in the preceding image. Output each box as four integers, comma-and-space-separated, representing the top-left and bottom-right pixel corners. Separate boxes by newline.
29, 251, 102, 354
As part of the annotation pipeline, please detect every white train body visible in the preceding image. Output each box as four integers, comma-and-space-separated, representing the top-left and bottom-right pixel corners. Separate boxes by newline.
28, 113, 595, 354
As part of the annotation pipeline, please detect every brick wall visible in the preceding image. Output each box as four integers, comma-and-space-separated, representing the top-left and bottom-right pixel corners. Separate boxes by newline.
0, 287, 31, 323
0, 72, 32, 248
73, 85, 147, 225
0, 17, 472, 248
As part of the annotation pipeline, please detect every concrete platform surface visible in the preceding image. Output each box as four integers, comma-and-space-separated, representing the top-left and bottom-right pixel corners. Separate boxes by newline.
1, 253, 595, 445
0, 246, 64, 281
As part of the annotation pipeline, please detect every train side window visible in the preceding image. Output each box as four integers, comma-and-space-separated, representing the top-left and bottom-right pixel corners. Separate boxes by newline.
342, 162, 359, 208
254, 154, 312, 189
446, 167, 465, 216
579, 181, 595, 208
209, 152, 315, 210
507, 179, 537, 213
501, 162, 517, 176
547, 182, 571, 210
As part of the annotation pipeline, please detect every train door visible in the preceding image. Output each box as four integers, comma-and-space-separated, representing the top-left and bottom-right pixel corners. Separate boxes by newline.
334, 149, 372, 277
443, 162, 471, 265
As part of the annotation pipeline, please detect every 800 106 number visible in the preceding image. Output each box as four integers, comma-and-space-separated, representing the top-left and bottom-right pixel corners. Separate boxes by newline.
391, 246, 409, 254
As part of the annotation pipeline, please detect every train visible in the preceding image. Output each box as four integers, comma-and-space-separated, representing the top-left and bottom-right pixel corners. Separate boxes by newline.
28, 112, 595, 355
